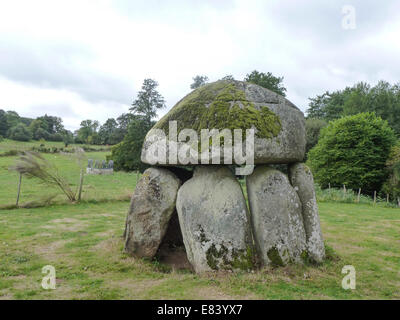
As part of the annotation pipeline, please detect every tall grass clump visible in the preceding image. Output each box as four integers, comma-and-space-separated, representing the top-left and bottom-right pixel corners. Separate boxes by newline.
10, 149, 85, 203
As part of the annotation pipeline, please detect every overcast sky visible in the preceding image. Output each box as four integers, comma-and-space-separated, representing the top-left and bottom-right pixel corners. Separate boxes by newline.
1, 0, 399, 131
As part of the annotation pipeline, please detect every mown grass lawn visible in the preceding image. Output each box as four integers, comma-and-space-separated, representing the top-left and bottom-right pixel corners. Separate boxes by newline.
0, 200, 399, 300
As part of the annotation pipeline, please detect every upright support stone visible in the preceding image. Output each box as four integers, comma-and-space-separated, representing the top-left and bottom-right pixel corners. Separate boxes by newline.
246, 166, 307, 266
176, 166, 255, 273
289, 163, 325, 263
124, 167, 181, 258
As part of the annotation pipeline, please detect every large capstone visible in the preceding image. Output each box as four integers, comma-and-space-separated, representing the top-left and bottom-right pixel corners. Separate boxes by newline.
141, 80, 305, 166
176, 166, 255, 273
289, 163, 325, 263
124, 167, 181, 258
246, 166, 307, 266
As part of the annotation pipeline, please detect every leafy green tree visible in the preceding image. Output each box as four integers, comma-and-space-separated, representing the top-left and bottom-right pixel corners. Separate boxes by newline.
110, 116, 155, 172
0, 109, 9, 137
130, 79, 165, 120
381, 143, 400, 203
98, 118, 120, 145
117, 113, 136, 131
75, 120, 99, 144
30, 115, 61, 134
8, 123, 32, 141
49, 132, 64, 142
244, 70, 287, 96
306, 81, 400, 135
190, 75, 209, 89
5, 111, 20, 129
307, 90, 347, 121
305, 118, 328, 154
111, 78, 165, 171
62, 131, 74, 147
30, 119, 49, 140
307, 113, 396, 195
33, 127, 51, 140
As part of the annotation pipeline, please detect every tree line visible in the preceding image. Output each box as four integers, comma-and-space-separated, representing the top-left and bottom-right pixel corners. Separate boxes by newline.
305, 81, 400, 203
0, 110, 73, 144
0, 109, 136, 147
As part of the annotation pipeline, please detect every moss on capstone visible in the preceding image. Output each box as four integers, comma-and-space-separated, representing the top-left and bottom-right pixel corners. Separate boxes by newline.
154, 80, 282, 140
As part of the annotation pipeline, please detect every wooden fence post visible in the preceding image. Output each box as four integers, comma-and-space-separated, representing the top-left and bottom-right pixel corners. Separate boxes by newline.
357, 188, 361, 203
77, 168, 84, 201
387, 194, 389, 204
373, 191, 377, 205
343, 184, 346, 194
16, 173, 22, 206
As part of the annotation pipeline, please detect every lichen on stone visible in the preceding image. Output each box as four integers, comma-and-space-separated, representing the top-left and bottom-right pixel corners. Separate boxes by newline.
154, 80, 282, 139
205, 243, 255, 271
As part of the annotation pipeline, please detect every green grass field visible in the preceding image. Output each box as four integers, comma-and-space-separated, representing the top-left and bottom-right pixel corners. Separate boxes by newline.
0, 140, 399, 300
0, 151, 139, 208
0, 138, 108, 154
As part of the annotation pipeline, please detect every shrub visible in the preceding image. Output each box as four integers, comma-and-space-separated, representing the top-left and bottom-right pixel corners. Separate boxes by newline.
307, 112, 396, 195
8, 123, 32, 141
381, 143, 400, 204
109, 117, 154, 172
305, 118, 328, 154
0, 150, 18, 157
49, 133, 63, 142
33, 127, 50, 140
11, 150, 86, 203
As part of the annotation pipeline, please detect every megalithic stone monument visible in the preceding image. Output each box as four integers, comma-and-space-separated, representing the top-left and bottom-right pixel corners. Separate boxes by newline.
123, 80, 325, 272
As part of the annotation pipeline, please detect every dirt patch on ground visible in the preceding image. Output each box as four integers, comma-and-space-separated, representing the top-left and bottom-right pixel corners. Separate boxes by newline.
191, 287, 243, 300
156, 244, 192, 272
33, 239, 71, 261
41, 218, 89, 232
0, 293, 14, 300
92, 237, 122, 253
108, 278, 167, 299
94, 230, 120, 238
8, 275, 27, 281
110, 278, 166, 291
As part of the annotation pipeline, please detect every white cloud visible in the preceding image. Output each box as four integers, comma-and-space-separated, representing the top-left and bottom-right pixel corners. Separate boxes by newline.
0, 0, 400, 130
